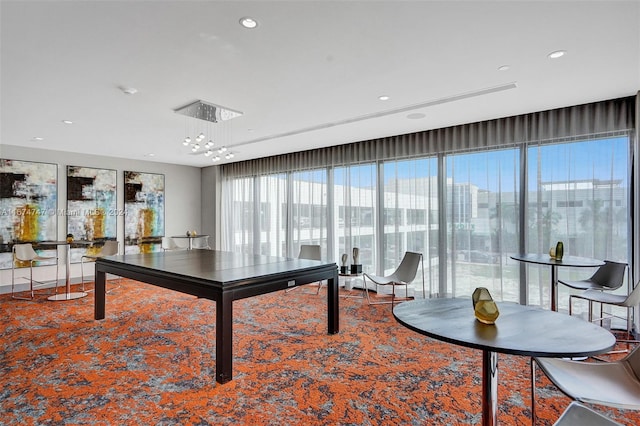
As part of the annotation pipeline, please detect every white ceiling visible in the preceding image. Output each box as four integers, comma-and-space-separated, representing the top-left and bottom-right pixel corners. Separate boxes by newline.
1, 1, 639, 168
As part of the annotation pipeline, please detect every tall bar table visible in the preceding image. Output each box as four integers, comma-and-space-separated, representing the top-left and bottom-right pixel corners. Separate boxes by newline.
510, 253, 603, 311
40, 240, 88, 301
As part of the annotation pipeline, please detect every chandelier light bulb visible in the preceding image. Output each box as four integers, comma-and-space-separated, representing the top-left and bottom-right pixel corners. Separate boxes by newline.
192, 143, 200, 152
212, 156, 220, 162
204, 150, 213, 157
183, 136, 191, 145
205, 140, 214, 149
227, 152, 235, 159
196, 132, 205, 142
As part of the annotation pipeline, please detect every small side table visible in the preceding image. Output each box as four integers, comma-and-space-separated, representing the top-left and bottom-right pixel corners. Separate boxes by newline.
339, 272, 365, 299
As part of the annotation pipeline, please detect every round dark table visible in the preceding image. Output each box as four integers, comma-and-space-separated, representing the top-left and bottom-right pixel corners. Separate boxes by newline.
510, 253, 604, 311
393, 297, 615, 426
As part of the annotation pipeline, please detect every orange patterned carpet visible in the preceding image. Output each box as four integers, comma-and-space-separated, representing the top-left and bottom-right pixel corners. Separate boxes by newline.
1, 280, 639, 425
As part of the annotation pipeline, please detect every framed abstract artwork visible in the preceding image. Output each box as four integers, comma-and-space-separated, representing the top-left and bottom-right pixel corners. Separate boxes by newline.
123, 171, 164, 253
66, 166, 117, 262
0, 158, 58, 269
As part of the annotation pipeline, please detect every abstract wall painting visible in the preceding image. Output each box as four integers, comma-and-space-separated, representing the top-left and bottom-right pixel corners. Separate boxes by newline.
124, 171, 164, 253
67, 166, 117, 262
0, 159, 58, 269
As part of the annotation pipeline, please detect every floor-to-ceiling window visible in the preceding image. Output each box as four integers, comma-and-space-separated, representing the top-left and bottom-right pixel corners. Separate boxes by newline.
334, 163, 377, 274
445, 148, 520, 301
226, 176, 254, 254
258, 173, 287, 256
526, 136, 629, 313
381, 157, 439, 297
223, 173, 287, 256
219, 97, 635, 313
291, 169, 328, 258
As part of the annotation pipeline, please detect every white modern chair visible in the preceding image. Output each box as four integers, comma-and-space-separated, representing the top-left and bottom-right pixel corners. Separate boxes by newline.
362, 251, 424, 305
161, 236, 185, 251
285, 244, 322, 293
559, 260, 627, 292
553, 402, 622, 426
191, 235, 211, 249
11, 243, 59, 300
569, 280, 640, 345
531, 345, 640, 424
81, 240, 120, 292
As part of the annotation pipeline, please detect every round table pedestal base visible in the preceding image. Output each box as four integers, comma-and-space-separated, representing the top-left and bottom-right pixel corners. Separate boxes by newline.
48, 291, 88, 301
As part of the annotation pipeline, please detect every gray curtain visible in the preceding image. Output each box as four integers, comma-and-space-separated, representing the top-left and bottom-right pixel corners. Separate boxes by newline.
221, 96, 635, 178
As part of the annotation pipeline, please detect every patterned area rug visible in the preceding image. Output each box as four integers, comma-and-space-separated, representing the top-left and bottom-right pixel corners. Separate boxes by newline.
1, 280, 638, 425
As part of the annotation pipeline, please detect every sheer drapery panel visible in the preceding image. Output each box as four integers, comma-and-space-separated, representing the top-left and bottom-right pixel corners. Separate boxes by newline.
219, 96, 635, 309
291, 169, 328, 259
445, 148, 520, 301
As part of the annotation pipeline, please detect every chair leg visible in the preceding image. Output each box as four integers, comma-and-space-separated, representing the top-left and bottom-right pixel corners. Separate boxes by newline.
391, 285, 396, 305
53, 259, 59, 296
363, 277, 375, 305
569, 295, 573, 316
81, 257, 87, 292
530, 358, 537, 426
11, 255, 59, 300
11, 261, 36, 300
600, 302, 604, 327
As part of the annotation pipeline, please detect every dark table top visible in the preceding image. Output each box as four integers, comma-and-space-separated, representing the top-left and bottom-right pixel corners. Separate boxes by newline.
98, 249, 336, 289
393, 298, 615, 358
510, 253, 604, 268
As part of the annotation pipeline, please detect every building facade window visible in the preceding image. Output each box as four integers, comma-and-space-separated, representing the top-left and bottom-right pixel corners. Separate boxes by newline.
220, 97, 634, 313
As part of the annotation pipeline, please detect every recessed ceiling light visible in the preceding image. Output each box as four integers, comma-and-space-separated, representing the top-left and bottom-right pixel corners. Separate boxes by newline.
548, 50, 566, 59
145, 153, 155, 157
378, 95, 390, 101
32, 137, 44, 141
240, 17, 258, 29
119, 86, 138, 95
407, 113, 426, 120
498, 65, 510, 71
62, 120, 73, 124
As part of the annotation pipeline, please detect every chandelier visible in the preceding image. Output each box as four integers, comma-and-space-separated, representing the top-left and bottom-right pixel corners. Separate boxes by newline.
174, 100, 243, 162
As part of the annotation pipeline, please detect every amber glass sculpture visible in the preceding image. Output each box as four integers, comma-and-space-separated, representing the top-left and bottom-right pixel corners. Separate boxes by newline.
472, 287, 500, 324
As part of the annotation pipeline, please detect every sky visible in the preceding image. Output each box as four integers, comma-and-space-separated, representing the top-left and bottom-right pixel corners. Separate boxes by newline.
292, 135, 630, 193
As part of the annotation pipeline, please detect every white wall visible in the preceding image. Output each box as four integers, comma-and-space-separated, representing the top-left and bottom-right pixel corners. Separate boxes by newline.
0, 145, 202, 293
